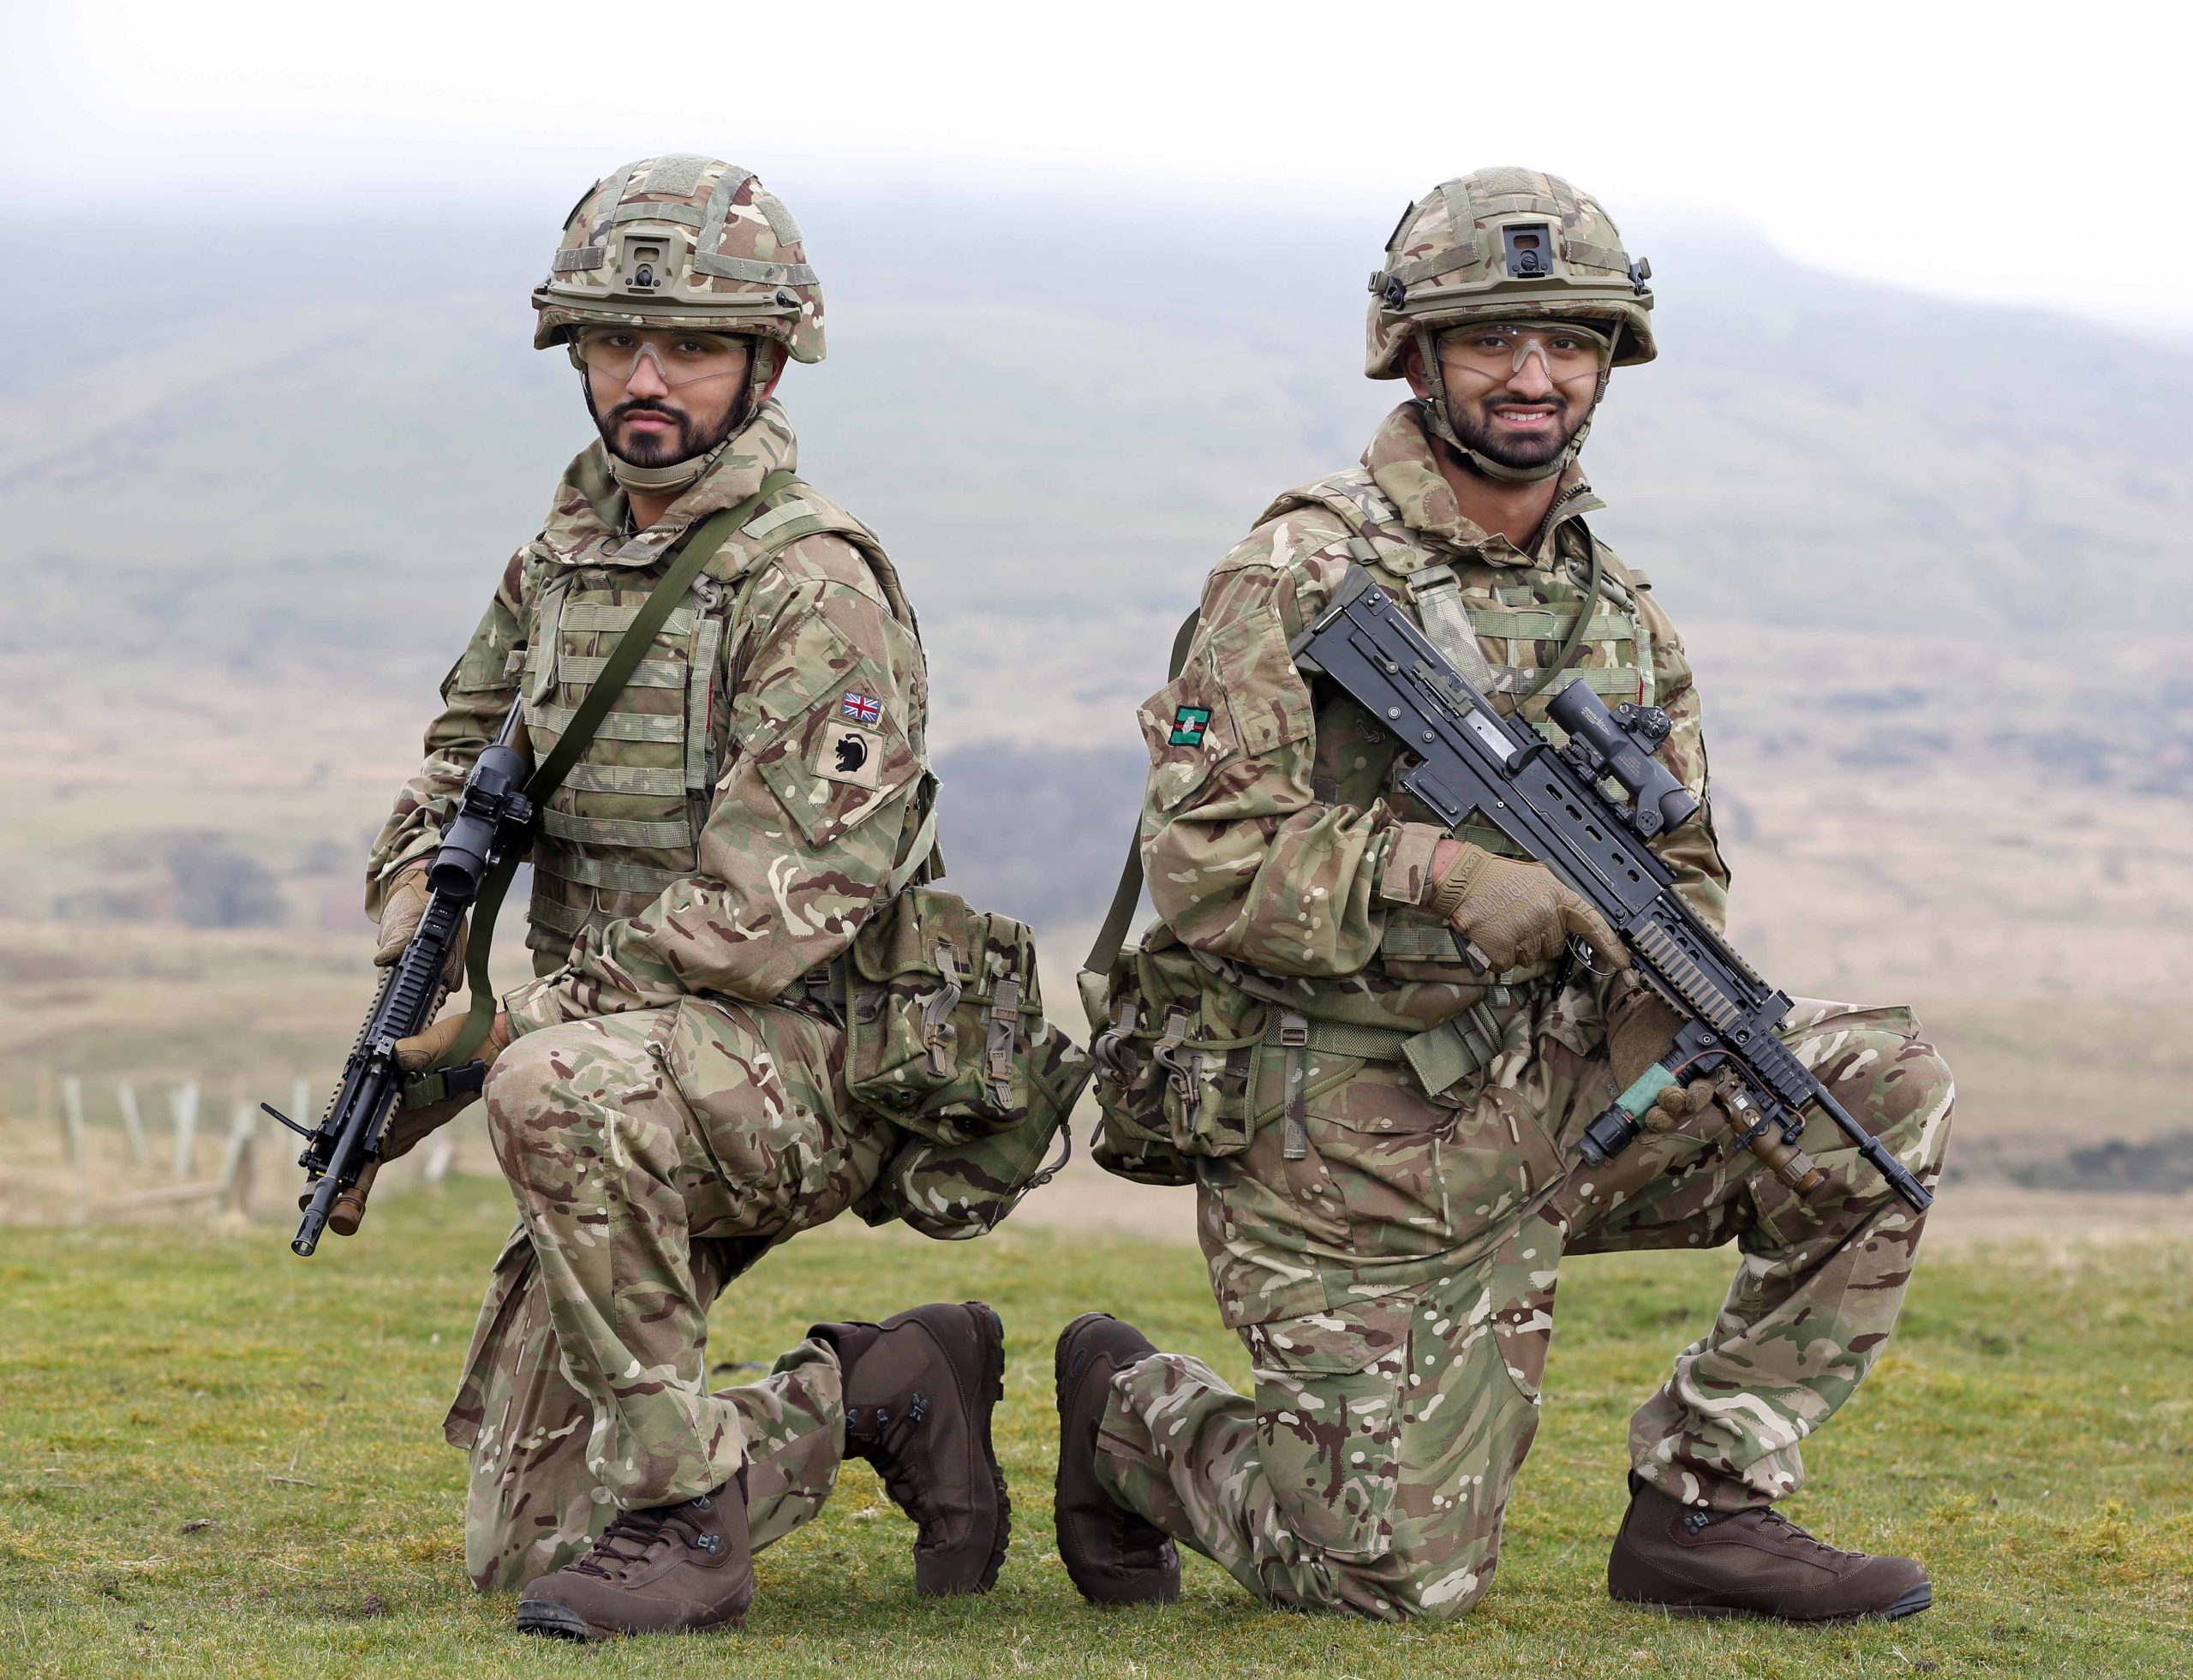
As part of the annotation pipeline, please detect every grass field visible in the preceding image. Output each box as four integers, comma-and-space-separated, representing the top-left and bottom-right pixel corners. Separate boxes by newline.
2, 1181, 2188, 1677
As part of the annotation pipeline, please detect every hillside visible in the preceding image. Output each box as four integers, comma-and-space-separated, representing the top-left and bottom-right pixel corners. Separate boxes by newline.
2, 188, 2189, 1204
5, 191, 2190, 667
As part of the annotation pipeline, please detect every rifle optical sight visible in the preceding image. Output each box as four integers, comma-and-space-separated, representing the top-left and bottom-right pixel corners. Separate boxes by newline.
1546, 682, 1700, 840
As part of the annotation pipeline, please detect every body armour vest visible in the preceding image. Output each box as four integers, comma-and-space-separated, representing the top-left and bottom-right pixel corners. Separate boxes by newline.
1266, 467, 1658, 988
511, 486, 921, 972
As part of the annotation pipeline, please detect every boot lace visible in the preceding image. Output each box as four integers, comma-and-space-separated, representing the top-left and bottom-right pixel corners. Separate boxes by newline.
849, 1396, 934, 1522
1696, 1504, 1859, 1562
569, 1501, 708, 1580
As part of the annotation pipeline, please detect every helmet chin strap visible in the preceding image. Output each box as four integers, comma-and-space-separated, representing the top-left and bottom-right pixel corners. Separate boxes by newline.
607, 449, 715, 496
1415, 329, 1607, 485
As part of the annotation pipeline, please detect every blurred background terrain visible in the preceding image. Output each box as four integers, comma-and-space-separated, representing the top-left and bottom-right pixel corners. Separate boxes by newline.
2, 188, 2189, 1231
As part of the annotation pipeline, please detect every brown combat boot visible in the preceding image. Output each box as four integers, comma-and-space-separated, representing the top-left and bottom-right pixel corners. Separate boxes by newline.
1054, 1312, 1181, 1605
1609, 1473, 1931, 1623
517, 1478, 753, 1640
810, 1300, 1009, 1596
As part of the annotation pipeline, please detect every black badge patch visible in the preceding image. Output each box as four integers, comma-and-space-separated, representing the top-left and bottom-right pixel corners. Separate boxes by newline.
816, 722, 885, 790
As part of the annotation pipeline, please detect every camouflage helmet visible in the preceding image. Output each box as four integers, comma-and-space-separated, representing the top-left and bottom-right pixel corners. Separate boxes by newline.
532, 155, 824, 368
1364, 169, 1652, 483
1366, 168, 1653, 377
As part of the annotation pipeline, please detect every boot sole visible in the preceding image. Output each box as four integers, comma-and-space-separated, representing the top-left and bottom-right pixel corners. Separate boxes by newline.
517, 1601, 607, 1641
517, 1597, 750, 1641
1054, 1313, 1182, 1607
936, 1299, 1011, 1597
1616, 1580, 1933, 1623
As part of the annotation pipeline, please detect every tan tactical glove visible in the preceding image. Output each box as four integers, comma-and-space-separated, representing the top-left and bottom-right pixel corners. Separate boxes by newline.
382, 1009, 510, 1163
1426, 841, 1628, 974
1639, 1076, 1721, 1135
1605, 977, 1684, 1091
375, 859, 467, 989
1636, 1067, 1825, 1193
1606, 976, 1729, 1140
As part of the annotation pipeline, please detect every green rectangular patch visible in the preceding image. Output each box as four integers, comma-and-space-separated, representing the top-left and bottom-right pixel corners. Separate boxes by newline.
1169, 704, 1213, 747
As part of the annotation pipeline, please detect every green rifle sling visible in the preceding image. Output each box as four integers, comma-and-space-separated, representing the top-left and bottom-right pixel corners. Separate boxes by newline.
433, 467, 800, 1068
1083, 607, 1200, 975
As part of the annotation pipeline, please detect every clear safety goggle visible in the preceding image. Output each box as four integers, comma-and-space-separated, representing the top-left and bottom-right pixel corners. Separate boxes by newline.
571, 326, 750, 389
1436, 320, 1612, 383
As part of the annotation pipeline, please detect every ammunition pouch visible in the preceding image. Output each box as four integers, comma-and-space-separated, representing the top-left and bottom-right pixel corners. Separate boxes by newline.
857, 1020, 1088, 1240
844, 884, 1088, 1149
1079, 934, 1264, 1185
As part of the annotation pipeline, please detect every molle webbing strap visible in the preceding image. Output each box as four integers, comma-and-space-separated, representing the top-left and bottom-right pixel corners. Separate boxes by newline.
589, 163, 641, 237
1261, 999, 1509, 1097
1083, 607, 1203, 976
433, 468, 799, 1068
886, 803, 941, 898
609, 200, 704, 229
1438, 179, 1481, 268
698, 164, 756, 249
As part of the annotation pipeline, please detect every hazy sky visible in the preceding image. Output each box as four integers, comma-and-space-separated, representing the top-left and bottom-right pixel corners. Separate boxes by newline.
8, 0, 2190, 330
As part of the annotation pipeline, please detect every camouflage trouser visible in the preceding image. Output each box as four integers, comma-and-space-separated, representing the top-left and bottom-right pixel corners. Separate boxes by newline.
443, 995, 899, 1592
1094, 996, 1955, 1622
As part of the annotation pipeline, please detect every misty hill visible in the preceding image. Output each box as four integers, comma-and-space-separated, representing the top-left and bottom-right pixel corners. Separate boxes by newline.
4, 186, 2190, 681
2, 185, 2188, 936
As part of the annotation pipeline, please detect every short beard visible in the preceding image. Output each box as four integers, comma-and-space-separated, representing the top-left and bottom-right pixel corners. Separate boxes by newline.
593, 392, 747, 468
1441, 391, 1581, 471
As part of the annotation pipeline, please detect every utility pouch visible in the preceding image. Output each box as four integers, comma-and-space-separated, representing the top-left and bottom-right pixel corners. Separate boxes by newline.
844, 884, 1067, 1146
1079, 606, 1243, 1188
1080, 932, 1263, 1181
862, 1022, 1087, 1239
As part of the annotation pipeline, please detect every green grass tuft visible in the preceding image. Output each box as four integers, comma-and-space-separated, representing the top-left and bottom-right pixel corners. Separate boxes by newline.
2, 1181, 2187, 1677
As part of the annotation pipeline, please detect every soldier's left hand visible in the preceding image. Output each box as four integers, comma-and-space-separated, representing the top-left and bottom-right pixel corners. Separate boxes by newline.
383, 1010, 511, 1161
1640, 1076, 1723, 1135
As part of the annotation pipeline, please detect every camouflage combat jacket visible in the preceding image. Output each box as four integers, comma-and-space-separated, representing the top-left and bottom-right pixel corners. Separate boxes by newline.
1137, 403, 1729, 1037
367, 401, 929, 1036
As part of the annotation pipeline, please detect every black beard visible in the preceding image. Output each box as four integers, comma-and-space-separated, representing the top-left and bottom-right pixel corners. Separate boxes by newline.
1442, 392, 1580, 470
593, 392, 745, 468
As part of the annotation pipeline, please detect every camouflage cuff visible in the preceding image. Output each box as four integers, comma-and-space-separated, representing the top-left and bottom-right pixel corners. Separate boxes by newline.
363, 828, 445, 909
1379, 822, 1447, 906
502, 977, 576, 1040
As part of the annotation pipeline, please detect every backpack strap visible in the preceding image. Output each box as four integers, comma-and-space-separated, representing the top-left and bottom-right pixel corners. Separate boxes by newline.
433, 468, 799, 1067
1082, 607, 1202, 976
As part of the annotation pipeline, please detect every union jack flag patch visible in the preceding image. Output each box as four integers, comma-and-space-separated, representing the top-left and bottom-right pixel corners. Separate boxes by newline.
840, 691, 883, 726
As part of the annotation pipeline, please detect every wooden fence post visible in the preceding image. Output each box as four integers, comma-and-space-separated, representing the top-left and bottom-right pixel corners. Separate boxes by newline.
423, 1136, 457, 1186
60, 1076, 88, 1225
117, 1081, 152, 1168
170, 1081, 200, 1180
218, 1102, 258, 1217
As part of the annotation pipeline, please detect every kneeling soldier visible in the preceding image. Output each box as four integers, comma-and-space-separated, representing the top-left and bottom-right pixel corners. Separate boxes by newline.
366, 156, 1011, 1638
1060, 168, 1953, 1624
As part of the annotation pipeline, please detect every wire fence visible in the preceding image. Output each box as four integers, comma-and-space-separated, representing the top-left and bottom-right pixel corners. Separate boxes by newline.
0, 1069, 469, 1228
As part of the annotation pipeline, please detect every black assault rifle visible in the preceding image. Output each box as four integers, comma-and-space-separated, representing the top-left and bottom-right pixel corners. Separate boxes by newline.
1290, 569, 1932, 1213
263, 705, 535, 1255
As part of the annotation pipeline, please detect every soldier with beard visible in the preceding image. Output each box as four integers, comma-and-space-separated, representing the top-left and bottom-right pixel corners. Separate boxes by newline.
365, 156, 1015, 1640
1055, 169, 1954, 1625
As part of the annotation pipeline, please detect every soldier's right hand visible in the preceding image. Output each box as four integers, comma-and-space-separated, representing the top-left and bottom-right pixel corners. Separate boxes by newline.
1427, 841, 1628, 974
374, 859, 467, 988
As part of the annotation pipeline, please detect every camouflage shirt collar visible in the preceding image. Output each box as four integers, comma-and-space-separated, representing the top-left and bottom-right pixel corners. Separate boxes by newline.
541, 399, 801, 568
1361, 403, 1601, 569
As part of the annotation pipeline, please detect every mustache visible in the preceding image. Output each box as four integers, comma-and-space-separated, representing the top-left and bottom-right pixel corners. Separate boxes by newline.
1479, 392, 1569, 415
607, 398, 690, 428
